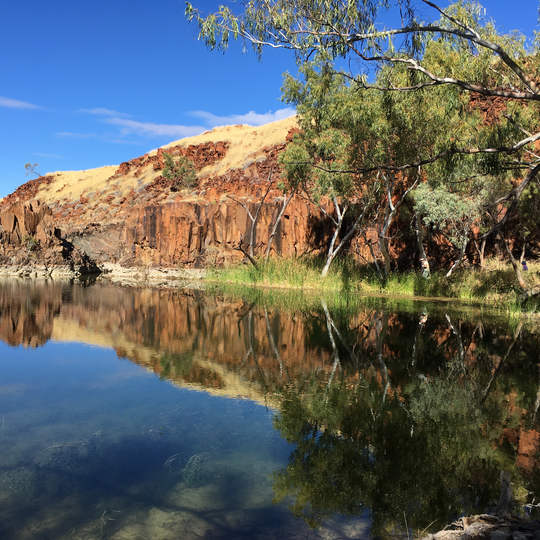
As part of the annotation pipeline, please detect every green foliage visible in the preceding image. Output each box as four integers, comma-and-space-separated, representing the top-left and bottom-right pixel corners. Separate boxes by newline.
23, 235, 39, 252
279, 139, 311, 191
414, 184, 481, 248
517, 181, 540, 242
162, 153, 197, 191
186, 0, 413, 60
186, 0, 537, 103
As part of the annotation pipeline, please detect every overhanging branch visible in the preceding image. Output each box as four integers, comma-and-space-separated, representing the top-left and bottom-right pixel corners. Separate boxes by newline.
287, 132, 540, 176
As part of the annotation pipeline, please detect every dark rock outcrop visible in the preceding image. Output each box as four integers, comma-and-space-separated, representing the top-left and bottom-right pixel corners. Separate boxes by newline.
0, 201, 99, 276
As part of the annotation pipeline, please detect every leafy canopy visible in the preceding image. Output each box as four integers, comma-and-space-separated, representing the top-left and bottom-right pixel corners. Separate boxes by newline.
186, 0, 540, 286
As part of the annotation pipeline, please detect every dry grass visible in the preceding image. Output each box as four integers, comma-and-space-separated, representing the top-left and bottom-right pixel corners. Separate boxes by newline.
33, 116, 297, 209
35, 165, 119, 206
156, 116, 297, 177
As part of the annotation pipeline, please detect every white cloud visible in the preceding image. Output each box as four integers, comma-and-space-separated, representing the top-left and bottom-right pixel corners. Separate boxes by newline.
56, 131, 97, 139
80, 107, 130, 118
0, 96, 41, 109
189, 107, 296, 127
104, 117, 206, 138
64, 106, 296, 143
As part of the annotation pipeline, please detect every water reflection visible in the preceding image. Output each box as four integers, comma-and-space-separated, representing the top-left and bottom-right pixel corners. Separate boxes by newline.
0, 279, 538, 538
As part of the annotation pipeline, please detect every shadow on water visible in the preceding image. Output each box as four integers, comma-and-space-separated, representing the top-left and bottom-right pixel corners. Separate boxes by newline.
0, 278, 538, 538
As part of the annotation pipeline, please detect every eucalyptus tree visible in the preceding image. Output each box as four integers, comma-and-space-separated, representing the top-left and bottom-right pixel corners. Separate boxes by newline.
279, 64, 427, 278
279, 98, 373, 276
186, 0, 540, 291
226, 168, 274, 267
24, 162, 41, 179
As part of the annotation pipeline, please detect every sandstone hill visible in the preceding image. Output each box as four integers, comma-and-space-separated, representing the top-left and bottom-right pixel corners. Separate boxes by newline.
0, 116, 335, 276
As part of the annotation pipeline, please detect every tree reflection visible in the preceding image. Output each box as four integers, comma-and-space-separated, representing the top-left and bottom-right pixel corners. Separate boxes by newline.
272, 309, 539, 536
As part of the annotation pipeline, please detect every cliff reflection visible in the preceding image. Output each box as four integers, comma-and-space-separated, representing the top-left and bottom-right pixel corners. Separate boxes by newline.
0, 279, 538, 534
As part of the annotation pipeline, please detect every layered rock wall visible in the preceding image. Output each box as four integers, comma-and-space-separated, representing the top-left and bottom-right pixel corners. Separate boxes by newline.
119, 198, 323, 267
0, 200, 57, 247
0, 201, 99, 276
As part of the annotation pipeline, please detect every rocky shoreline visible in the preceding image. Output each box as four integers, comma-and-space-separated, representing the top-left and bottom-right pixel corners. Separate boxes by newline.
99, 263, 206, 288
0, 262, 207, 288
423, 514, 540, 540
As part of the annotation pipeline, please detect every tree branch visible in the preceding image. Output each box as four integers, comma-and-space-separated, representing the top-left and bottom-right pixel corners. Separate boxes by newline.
345, 20, 538, 95
287, 132, 540, 176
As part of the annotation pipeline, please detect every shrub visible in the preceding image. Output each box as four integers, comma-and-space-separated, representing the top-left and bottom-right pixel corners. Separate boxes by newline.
23, 235, 39, 252
162, 153, 197, 191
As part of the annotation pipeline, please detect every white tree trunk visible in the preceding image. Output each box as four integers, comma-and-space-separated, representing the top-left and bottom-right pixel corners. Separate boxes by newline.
320, 197, 369, 277
321, 224, 342, 277
321, 198, 346, 277
265, 190, 296, 262
415, 214, 430, 278
445, 236, 468, 277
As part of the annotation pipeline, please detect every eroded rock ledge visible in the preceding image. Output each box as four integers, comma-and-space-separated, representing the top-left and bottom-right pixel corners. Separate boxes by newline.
0, 201, 99, 278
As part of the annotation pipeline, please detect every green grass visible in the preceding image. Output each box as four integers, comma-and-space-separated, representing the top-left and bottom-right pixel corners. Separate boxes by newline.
205, 256, 539, 314
208, 257, 346, 291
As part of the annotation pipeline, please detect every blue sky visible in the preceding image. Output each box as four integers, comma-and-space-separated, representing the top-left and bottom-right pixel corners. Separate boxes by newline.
0, 0, 538, 197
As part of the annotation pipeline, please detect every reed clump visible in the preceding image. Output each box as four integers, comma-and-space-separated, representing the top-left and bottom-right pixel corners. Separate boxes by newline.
205, 257, 539, 313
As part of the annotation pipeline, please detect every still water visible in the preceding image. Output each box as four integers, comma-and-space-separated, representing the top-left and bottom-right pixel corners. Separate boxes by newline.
0, 279, 538, 539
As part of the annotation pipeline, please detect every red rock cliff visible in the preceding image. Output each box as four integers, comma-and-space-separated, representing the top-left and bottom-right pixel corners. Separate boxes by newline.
0, 117, 335, 269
